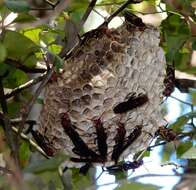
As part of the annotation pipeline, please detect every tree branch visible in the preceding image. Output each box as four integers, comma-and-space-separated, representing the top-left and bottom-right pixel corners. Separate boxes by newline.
0, 76, 8, 113
0, 73, 19, 166
0, 113, 19, 167
80, 0, 98, 27
4, 59, 46, 74
63, 0, 143, 59
11, 126, 49, 159
130, 173, 180, 181
5, 73, 46, 99
103, 0, 143, 25
17, 67, 54, 140
0, 166, 14, 175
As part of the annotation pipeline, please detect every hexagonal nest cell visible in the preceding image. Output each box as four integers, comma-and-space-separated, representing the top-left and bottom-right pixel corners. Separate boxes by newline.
38, 22, 166, 167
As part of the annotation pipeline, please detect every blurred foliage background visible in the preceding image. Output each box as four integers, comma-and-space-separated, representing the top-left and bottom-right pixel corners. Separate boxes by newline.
0, 0, 195, 189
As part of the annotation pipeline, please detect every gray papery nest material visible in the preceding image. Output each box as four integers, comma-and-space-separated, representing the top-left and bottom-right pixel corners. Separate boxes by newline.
39, 23, 166, 167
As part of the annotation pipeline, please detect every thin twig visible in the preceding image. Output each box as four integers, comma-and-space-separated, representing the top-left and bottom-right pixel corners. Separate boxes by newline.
4, 59, 46, 74
80, 0, 98, 27
103, 0, 143, 25
0, 73, 20, 166
147, 141, 167, 150
17, 67, 54, 140
160, 162, 185, 169
63, 0, 143, 59
11, 126, 49, 159
0, 76, 8, 113
59, 0, 98, 58
5, 73, 46, 99
97, 1, 125, 6
170, 95, 193, 106
0, 166, 14, 175
44, 0, 60, 9
130, 173, 180, 181
0, 113, 20, 167
93, 8, 106, 19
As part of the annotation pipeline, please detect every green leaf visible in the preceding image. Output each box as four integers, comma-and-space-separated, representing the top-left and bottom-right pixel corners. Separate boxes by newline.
19, 141, 30, 167
24, 153, 68, 174
5, 0, 31, 13
72, 168, 92, 190
13, 13, 36, 23
23, 54, 37, 67
40, 30, 56, 45
0, 43, 7, 63
181, 146, 196, 159
36, 97, 44, 105
162, 14, 190, 63
183, 111, 196, 119
4, 69, 28, 88
115, 170, 127, 180
170, 111, 196, 131
170, 116, 189, 131
53, 54, 64, 71
115, 182, 160, 190
0, 63, 10, 76
3, 30, 39, 61
161, 143, 175, 162
191, 90, 196, 105
48, 44, 62, 55
133, 150, 150, 160
177, 141, 193, 158
7, 99, 21, 117
23, 28, 42, 44
26, 171, 63, 190
192, 40, 196, 50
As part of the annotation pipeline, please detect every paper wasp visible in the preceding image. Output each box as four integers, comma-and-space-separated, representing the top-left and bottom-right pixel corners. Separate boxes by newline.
106, 160, 144, 172
113, 93, 148, 114
163, 64, 175, 97
26, 120, 55, 156
112, 125, 143, 163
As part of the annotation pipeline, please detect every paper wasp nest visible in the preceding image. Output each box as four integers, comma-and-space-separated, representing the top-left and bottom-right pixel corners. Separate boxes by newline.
39, 23, 166, 166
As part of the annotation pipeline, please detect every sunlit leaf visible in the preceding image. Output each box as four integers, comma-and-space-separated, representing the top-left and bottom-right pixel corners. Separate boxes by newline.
23, 28, 42, 44
48, 44, 62, 54
176, 141, 193, 158
3, 30, 39, 61
181, 146, 196, 159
